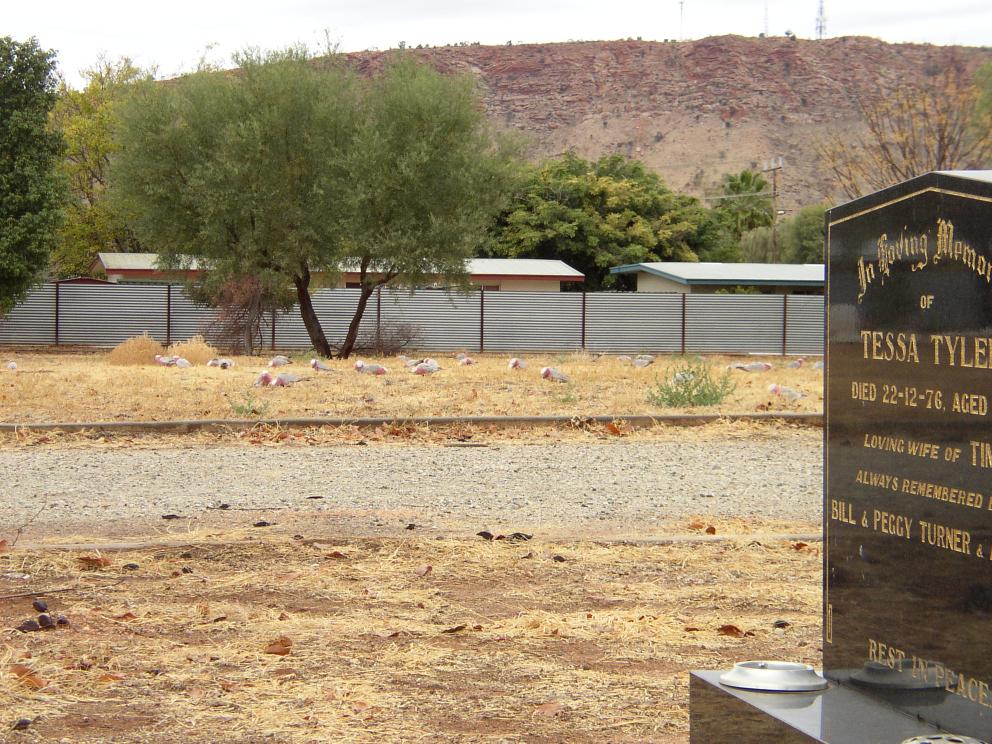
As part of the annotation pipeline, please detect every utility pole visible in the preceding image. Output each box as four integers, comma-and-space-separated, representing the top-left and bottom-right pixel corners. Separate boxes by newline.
762, 157, 784, 261
763, 0, 769, 37
816, 0, 826, 40
679, 1, 685, 41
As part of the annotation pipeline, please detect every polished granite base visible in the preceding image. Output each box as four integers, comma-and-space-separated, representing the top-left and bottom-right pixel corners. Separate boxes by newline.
690, 671, 944, 744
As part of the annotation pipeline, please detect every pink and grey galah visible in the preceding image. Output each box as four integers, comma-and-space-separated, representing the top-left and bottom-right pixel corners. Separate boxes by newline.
540, 366, 569, 383
456, 353, 475, 366
268, 355, 291, 367
354, 360, 388, 375
412, 358, 441, 375
768, 383, 804, 402
207, 358, 235, 369
507, 357, 527, 370
154, 354, 178, 366
728, 362, 773, 372
784, 358, 805, 369
310, 358, 332, 372
270, 372, 303, 387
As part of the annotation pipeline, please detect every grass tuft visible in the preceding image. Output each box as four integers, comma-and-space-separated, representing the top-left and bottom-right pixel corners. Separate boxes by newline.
166, 335, 220, 365
648, 358, 736, 408
107, 333, 165, 366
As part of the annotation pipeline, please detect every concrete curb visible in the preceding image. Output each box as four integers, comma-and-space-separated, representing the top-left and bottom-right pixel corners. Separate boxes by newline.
0, 412, 823, 435
17, 533, 822, 552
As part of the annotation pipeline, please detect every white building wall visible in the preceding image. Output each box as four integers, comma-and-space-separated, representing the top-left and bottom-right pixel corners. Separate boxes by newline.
636, 272, 688, 293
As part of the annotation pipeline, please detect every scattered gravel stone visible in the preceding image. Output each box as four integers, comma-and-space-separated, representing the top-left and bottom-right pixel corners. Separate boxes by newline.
0, 435, 822, 537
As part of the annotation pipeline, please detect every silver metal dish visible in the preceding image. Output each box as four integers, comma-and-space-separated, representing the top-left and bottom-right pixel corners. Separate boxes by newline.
719, 661, 828, 692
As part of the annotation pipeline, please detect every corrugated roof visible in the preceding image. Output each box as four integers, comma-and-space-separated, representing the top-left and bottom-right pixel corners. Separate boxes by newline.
96, 253, 583, 279
610, 262, 824, 286
96, 253, 202, 271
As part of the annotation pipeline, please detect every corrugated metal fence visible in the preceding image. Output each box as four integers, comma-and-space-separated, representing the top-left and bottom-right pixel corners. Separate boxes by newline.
0, 283, 824, 355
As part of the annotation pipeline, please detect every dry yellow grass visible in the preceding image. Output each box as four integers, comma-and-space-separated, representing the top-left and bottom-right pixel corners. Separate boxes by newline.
0, 350, 823, 425
165, 335, 220, 365
0, 530, 822, 743
106, 334, 164, 366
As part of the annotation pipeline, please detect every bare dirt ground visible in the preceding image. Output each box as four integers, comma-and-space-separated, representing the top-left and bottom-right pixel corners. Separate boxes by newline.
0, 349, 822, 424
0, 531, 821, 743
0, 349, 825, 743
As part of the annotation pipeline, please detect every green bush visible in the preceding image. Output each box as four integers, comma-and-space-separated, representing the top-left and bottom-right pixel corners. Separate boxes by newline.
647, 358, 736, 408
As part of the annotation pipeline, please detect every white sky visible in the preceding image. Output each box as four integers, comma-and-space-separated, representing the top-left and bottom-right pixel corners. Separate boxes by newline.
6, 0, 991, 88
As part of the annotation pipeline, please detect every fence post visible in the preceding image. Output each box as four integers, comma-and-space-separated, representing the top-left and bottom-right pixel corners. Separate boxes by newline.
54, 282, 60, 346
580, 291, 586, 350
165, 284, 172, 347
782, 294, 789, 356
680, 293, 687, 355
375, 287, 382, 348
271, 309, 276, 350
479, 287, 485, 353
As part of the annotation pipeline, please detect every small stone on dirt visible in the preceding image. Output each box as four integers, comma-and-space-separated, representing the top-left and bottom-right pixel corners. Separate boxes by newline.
16, 619, 41, 633
123, 563, 140, 571
32, 599, 48, 613
12, 718, 31, 731
38, 614, 54, 629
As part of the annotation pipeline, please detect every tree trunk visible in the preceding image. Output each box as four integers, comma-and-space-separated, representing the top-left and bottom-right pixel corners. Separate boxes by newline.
338, 284, 375, 359
293, 271, 332, 358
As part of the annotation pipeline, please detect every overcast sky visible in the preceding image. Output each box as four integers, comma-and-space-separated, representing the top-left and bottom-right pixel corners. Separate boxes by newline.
6, 0, 991, 88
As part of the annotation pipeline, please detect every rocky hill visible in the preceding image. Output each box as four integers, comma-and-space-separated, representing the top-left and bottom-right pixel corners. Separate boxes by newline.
347, 36, 992, 211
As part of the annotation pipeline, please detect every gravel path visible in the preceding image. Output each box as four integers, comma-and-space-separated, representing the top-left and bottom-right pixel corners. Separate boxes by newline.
1, 433, 822, 541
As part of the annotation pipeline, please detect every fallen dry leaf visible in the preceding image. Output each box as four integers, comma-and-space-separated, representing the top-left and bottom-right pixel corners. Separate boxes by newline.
113, 612, 137, 621
717, 624, 754, 638
77, 555, 111, 569
98, 673, 125, 683
535, 701, 564, 717
415, 564, 433, 577
11, 663, 47, 690
326, 551, 348, 560
705, 526, 717, 535
793, 542, 809, 551
441, 624, 466, 634
688, 521, 704, 531
0, 539, 10, 553
264, 636, 294, 656
605, 422, 623, 436
684, 626, 701, 632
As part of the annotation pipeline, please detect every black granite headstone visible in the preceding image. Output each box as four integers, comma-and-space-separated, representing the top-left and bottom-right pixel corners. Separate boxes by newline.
691, 171, 992, 743
825, 170, 992, 740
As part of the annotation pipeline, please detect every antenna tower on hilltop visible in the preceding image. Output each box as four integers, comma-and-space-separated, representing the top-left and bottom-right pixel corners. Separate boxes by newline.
763, 1, 769, 36
816, 0, 827, 39
679, 1, 685, 41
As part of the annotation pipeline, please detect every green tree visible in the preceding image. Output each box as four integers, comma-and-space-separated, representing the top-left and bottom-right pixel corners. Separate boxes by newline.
49, 57, 149, 278
336, 55, 516, 358
112, 48, 511, 358
739, 203, 826, 264
0, 36, 65, 314
780, 204, 826, 263
711, 169, 773, 240
489, 153, 706, 290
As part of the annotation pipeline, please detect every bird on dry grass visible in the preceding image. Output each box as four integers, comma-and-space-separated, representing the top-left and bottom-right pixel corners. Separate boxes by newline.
5, 361, 16, 371
456, 353, 475, 366
768, 383, 804, 402
812, 360, 824, 370
207, 358, 235, 369
354, 360, 388, 375
154, 354, 178, 366
174, 358, 192, 368
784, 358, 805, 369
729, 362, 772, 372
541, 366, 569, 383
268, 355, 291, 367
412, 358, 441, 375
633, 354, 655, 368
310, 358, 332, 372
507, 357, 527, 370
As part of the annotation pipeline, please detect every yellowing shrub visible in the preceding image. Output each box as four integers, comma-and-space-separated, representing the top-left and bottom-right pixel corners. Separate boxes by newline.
108, 333, 165, 366
167, 335, 220, 365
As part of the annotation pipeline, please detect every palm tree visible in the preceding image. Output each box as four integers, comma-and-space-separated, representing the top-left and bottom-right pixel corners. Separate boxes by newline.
716, 170, 773, 240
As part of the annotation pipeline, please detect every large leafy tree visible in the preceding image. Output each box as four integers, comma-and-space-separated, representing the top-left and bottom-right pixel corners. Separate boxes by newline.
0, 37, 66, 314
49, 57, 149, 278
817, 55, 992, 199
112, 46, 360, 357
112, 48, 512, 358
740, 203, 826, 263
336, 55, 516, 358
489, 153, 706, 290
